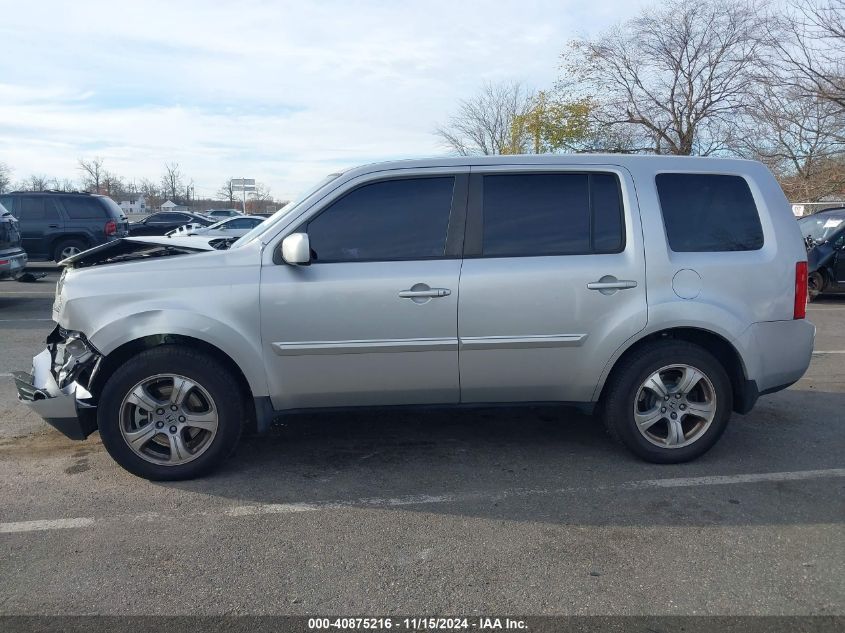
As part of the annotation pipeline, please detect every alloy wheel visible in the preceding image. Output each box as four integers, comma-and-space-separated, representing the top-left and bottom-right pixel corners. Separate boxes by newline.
633, 364, 717, 448
119, 373, 219, 465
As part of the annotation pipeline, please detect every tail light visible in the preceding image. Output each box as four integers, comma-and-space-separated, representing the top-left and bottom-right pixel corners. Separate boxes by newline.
794, 261, 808, 319
104, 220, 117, 236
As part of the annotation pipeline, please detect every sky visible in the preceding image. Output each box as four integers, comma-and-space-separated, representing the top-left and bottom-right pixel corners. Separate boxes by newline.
0, 0, 647, 201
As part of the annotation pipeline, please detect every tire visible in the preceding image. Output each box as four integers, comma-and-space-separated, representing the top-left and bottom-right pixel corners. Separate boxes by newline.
98, 346, 245, 480
53, 238, 87, 262
602, 340, 732, 464
807, 271, 825, 302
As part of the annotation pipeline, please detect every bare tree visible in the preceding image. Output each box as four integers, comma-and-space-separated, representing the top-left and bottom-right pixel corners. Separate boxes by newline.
435, 81, 535, 155
18, 174, 51, 192
561, 0, 769, 155
139, 178, 162, 210
101, 171, 127, 199
0, 162, 11, 194
770, 0, 845, 114
49, 177, 78, 192
247, 183, 275, 213
216, 179, 236, 204
78, 157, 105, 193
736, 80, 845, 200
160, 162, 185, 203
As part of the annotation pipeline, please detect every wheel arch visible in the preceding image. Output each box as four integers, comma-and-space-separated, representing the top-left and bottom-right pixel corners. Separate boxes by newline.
49, 234, 93, 258
89, 333, 261, 433
595, 327, 753, 414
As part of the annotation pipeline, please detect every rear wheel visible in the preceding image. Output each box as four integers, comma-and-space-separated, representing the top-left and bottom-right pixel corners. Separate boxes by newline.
602, 340, 732, 463
98, 347, 244, 480
807, 271, 825, 301
53, 238, 87, 262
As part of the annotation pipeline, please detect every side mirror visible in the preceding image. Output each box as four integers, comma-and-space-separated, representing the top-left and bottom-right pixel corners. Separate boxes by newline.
281, 233, 311, 265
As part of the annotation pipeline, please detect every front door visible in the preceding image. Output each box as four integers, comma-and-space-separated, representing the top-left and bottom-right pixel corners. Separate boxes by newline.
458, 167, 647, 403
260, 173, 467, 410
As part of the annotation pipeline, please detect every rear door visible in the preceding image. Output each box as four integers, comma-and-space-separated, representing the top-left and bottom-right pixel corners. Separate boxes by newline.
16, 196, 64, 258
458, 165, 647, 403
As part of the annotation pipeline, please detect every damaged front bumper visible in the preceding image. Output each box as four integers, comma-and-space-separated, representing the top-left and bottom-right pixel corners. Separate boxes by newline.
13, 326, 100, 440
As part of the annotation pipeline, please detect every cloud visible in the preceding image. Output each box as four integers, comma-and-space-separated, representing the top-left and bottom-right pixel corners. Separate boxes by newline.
0, 0, 646, 199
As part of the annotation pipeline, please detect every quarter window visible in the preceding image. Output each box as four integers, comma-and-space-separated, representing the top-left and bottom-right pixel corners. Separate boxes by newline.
656, 173, 764, 252
306, 177, 455, 262
61, 197, 106, 219
480, 172, 624, 257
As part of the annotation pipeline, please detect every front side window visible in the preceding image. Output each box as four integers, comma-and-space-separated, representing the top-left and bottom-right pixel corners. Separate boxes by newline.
306, 177, 455, 262
656, 173, 764, 252
481, 172, 624, 257
61, 197, 105, 219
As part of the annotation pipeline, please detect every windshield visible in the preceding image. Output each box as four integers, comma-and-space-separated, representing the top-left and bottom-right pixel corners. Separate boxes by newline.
231, 173, 342, 248
799, 212, 845, 242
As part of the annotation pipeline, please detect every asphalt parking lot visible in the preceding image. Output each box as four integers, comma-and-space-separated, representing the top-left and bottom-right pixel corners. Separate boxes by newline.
0, 264, 843, 616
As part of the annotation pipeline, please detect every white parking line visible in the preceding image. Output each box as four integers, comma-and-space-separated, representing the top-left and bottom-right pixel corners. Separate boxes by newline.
0, 517, 95, 533
2, 468, 843, 534
0, 318, 54, 322
813, 350, 845, 354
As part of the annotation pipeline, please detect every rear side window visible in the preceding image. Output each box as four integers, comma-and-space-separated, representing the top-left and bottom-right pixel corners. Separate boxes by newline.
61, 197, 106, 219
0, 196, 14, 213
656, 174, 764, 252
481, 172, 624, 257
306, 177, 455, 262
19, 197, 60, 221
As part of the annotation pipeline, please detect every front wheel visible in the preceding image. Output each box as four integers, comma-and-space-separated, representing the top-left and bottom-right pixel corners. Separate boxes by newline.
98, 347, 244, 480
602, 340, 732, 463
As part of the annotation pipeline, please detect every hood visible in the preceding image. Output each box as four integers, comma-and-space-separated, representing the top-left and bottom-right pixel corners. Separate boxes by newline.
59, 235, 228, 268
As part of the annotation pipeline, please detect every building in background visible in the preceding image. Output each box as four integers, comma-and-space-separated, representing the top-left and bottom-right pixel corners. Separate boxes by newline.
119, 194, 147, 214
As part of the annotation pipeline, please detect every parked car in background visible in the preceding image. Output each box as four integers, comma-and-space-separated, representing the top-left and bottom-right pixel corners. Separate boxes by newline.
176, 215, 265, 238
14, 155, 814, 480
0, 202, 27, 279
799, 207, 845, 299
128, 212, 213, 236
0, 191, 129, 262
202, 209, 241, 220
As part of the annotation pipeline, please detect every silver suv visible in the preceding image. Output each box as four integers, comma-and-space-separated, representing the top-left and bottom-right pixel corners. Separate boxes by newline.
13, 156, 815, 480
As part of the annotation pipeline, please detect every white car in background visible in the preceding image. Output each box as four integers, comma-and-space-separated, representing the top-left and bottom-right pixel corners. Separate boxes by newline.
169, 215, 266, 238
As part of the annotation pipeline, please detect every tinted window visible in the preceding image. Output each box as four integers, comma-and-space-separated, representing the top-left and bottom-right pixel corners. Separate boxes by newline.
656, 174, 763, 252
306, 177, 454, 262
61, 197, 106, 219
0, 196, 13, 213
591, 173, 624, 252
482, 173, 625, 257
152, 213, 181, 222
19, 197, 60, 221
227, 218, 261, 229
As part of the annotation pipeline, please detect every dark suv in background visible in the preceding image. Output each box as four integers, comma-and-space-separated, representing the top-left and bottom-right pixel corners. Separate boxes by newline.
0, 191, 129, 262
0, 202, 27, 279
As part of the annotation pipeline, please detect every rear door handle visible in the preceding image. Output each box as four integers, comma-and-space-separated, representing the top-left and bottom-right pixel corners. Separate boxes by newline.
587, 280, 638, 290
587, 276, 638, 295
399, 288, 451, 298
